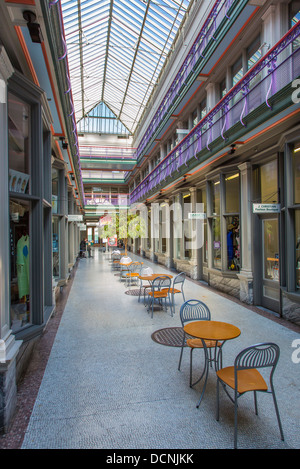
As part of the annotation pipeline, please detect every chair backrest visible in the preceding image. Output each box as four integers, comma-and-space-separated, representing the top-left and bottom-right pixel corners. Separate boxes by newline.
173, 272, 186, 287
179, 299, 211, 326
129, 262, 142, 274
112, 253, 121, 260
140, 266, 153, 276
152, 275, 171, 291
235, 343, 280, 372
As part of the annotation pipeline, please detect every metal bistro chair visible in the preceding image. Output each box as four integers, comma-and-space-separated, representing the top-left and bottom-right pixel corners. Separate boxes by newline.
162, 272, 186, 315
111, 252, 121, 271
126, 261, 143, 287
119, 256, 132, 281
216, 342, 284, 449
178, 299, 222, 387
147, 276, 172, 318
138, 266, 153, 303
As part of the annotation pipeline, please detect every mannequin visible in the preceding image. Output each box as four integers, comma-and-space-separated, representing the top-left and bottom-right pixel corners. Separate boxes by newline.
16, 233, 29, 299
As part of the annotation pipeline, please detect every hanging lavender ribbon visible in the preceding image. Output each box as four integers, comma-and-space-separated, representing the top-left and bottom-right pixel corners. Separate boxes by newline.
266, 57, 277, 109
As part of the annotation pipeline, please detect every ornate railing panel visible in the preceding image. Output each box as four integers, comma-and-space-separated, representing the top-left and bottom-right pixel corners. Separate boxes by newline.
130, 23, 300, 204
132, 0, 243, 165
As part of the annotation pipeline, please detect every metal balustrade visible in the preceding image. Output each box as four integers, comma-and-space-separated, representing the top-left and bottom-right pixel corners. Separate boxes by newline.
130, 23, 300, 205
79, 146, 136, 160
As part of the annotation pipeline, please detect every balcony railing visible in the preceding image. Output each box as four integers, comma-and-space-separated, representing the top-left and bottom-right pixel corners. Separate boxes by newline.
130, 22, 300, 205
79, 145, 136, 160
132, 0, 246, 166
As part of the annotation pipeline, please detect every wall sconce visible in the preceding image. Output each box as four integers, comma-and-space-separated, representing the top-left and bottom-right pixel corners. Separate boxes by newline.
23, 10, 44, 44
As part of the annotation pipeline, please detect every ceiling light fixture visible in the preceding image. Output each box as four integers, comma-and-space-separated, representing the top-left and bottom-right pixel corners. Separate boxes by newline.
23, 10, 44, 44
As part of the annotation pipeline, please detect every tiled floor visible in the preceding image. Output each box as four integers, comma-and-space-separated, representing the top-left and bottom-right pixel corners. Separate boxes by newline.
1, 249, 300, 449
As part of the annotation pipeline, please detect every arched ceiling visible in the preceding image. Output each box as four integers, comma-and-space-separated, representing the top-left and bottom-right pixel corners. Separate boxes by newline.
60, 0, 192, 136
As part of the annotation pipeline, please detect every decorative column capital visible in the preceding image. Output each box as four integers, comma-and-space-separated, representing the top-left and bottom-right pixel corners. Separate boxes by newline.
0, 46, 14, 83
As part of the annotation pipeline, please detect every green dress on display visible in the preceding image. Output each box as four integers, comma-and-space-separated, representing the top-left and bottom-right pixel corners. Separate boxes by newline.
17, 235, 29, 299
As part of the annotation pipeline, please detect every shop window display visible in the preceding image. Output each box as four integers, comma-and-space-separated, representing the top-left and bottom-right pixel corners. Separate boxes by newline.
226, 216, 240, 271
260, 160, 278, 203
294, 205, 300, 292
183, 194, 192, 259
293, 145, 300, 204
8, 93, 30, 194
10, 199, 31, 331
52, 168, 59, 214
225, 173, 240, 270
212, 180, 221, 269
52, 217, 59, 278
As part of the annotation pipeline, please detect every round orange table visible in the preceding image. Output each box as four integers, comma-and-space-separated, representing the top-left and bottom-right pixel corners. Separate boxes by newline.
184, 320, 241, 407
138, 274, 173, 281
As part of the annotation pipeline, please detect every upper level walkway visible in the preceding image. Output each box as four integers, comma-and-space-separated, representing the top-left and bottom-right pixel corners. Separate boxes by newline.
21, 249, 299, 450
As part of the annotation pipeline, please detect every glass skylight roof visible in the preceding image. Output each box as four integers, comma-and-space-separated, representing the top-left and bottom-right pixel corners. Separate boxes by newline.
60, 0, 191, 135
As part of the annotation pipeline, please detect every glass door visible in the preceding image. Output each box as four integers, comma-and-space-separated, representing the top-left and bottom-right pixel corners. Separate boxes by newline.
262, 218, 280, 311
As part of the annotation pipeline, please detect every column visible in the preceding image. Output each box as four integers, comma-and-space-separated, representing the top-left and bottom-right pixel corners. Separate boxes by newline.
0, 46, 22, 431
189, 187, 198, 279
162, 199, 172, 268
238, 162, 254, 304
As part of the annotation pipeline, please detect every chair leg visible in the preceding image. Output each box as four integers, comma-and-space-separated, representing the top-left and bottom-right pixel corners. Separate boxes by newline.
234, 391, 238, 449
254, 391, 258, 415
178, 334, 185, 371
271, 386, 285, 441
216, 378, 220, 421
189, 348, 193, 387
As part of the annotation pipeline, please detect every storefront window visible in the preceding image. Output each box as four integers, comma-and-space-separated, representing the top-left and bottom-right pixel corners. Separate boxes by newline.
296, 211, 300, 290
52, 217, 59, 278
198, 188, 208, 263
212, 180, 221, 268
263, 219, 279, 282
213, 217, 221, 269
260, 160, 278, 203
295, 210, 300, 290
293, 145, 300, 204
226, 216, 240, 271
8, 93, 30, 194
183, 193, 192, 259
224, 173, 240, 270
225, 173, 239, 213
174, 195, 182, 259
52, 168, 59, 214
94, 227, 99, 244
9, 198, 31, 331
212, 180, 220, 215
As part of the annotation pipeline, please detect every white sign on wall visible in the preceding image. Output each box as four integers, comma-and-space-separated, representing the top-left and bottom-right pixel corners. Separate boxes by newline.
253, 204, 281, 213
68, 214, 83, 222
188, 213, 207, 220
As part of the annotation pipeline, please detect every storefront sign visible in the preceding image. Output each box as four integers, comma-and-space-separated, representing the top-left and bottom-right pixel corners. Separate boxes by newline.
188, 213, 207, 219
253, 204, 281, 213
68, 214, 83, 222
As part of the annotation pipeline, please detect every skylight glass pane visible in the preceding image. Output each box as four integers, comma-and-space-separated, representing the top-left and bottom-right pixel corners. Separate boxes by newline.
61, 0, 192, 134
